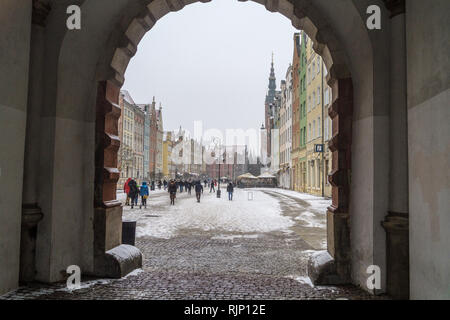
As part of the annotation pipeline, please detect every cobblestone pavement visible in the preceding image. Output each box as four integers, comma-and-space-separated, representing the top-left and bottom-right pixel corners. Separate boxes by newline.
0, 189, 386, 300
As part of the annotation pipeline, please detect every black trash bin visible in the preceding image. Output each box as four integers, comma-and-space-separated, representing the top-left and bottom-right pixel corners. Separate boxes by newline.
122, 220, 137, 246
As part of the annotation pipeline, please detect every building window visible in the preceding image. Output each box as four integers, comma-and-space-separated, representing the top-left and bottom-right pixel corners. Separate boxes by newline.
313, 120, 316, 139
317, 87, 321, 105
318, 117, 321, 137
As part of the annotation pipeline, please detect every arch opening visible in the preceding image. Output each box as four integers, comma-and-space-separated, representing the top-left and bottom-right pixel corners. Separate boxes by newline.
93, 0, 355, 285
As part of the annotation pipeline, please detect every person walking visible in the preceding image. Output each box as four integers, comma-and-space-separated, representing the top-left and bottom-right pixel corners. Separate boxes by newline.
194, 181, 203, 203
134, 183, 139, 207
128, 179, 139, 209
168, 180, 177, 205
123, 178, 131, 206
163, 179, 167, 190
210, 180, 215, 193
187, 181, 192, 195
139, 181, 149, 209
227, 182, 234, 201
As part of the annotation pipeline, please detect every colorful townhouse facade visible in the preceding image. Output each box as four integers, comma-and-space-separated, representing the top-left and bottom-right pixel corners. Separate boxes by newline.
118, 90, 136, 188
155, 105, 164, 180
279, 66, 293, 189
297, 31, 308, 193
291, 32, 302, 192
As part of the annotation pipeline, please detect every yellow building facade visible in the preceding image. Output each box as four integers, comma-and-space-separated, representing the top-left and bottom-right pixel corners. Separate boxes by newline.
305, 38, 330, 197
162, 131, 173, 179
118, 92, 136, 187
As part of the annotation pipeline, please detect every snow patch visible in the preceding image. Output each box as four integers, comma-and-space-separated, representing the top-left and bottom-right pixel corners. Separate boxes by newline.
287, 275, 315, 287
135, 190, 294, 239
211, 234, 259, 241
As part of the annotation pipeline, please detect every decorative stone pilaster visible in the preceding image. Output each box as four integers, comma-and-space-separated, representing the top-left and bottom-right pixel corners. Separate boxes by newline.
326, 78, 353, 282
382, 0, 410, 299
382, 212, 409, 299
19, 205, 43, 283
19, 0, 51, 283
308, 78, 353, 285
94, 81, 142, 278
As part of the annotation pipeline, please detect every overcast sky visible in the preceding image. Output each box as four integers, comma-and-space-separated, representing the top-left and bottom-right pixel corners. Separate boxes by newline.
123, 0, 298, 152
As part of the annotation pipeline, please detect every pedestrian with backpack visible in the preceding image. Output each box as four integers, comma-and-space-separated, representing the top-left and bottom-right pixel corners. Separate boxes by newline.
128, 179, 139, 209
139, 181, 149, 209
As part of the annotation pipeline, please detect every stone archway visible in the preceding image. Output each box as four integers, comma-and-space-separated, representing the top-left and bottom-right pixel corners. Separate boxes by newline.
95, 0, 357, 284
22, 0, 393, 294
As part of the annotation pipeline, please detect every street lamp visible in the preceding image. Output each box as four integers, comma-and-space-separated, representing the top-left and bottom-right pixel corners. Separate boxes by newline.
211, 137, 224, 198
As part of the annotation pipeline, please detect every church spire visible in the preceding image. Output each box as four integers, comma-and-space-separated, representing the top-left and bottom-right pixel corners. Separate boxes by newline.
266, 53, 276, 104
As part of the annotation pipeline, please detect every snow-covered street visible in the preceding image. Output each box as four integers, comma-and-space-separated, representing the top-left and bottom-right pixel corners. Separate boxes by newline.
2, 188, 382, 300
121, 187, 328, 250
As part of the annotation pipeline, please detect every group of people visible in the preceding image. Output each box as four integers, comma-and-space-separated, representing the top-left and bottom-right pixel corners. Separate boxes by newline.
123, 178, 149, 209
123, 177, 235, 208
167, 180, 205, 204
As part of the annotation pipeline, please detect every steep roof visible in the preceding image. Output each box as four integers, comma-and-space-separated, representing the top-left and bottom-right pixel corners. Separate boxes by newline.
121, 90, 135, 105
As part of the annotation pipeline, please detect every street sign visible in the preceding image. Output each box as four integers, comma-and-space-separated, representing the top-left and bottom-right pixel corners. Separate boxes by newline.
315, 144, 324, 153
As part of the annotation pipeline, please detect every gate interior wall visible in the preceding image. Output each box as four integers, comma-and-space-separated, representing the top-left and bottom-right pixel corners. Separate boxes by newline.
1, 0, 448, 299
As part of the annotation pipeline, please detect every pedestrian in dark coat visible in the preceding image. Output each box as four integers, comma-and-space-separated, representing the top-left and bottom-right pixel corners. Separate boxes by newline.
187, 181, 192, 195
168, 180, 177, 205
179, 180, 184, 193
195, 181, 203, 202
227, 182, 234, 201
128, 179, 139, 209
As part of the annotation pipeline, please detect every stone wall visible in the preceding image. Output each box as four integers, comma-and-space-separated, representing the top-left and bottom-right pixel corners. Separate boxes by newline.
0, 0, 32, 295
406, 0, 450, 300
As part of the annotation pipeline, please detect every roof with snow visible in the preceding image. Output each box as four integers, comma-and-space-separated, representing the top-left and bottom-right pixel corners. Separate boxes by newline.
237, 173, 257, 179
121, 90, 135, 105
258, 172, 276, 178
